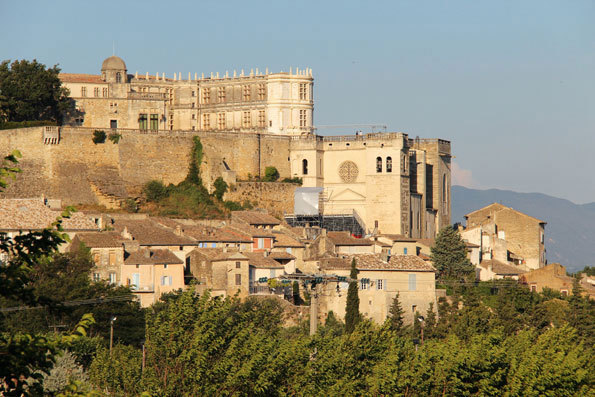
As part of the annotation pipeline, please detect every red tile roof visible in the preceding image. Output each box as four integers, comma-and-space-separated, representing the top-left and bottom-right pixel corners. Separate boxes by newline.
0, 198, 98, 231
273, 232, 304, 248
480, 259, 526, 275
124, 248, 184, 265
59, 73, 105, 84
232, 211, 280, 225
243, 252, 284, 268
327, 231, 373, 246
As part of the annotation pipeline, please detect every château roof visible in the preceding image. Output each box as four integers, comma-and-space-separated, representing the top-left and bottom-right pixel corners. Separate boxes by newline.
101, 55, 127, 71
59, 73, 104, 84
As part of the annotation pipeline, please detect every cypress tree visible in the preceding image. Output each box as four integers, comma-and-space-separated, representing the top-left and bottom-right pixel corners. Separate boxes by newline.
388, 292, 405, 332
431, 226, 475, 282
345, 258, 360, 333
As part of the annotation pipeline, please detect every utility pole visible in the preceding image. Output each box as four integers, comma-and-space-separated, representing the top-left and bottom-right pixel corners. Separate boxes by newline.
109, 316, 117, 355
309, 285, 318, 336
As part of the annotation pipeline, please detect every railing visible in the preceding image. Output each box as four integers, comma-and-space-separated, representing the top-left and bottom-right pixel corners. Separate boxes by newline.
127, 92, 167, 100
130, 284, 154, 292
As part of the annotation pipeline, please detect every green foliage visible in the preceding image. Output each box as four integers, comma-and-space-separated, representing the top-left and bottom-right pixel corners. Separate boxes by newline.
88, 345, 142, 396
0, 120, 57, 130
213, 176, 228, 200
143, 180, 167, 202
431, 226, 475, 282
0, 59, 71, 123
280, 176, 303, 185
41, 351, 88, 395
345, 258, 360, 334
262, 166, 280, 182
185, 136, 203, 185
123, 198, 138, 213
108, 132, 122, 143
223, 200, 243, 211
91, 130, 106, 144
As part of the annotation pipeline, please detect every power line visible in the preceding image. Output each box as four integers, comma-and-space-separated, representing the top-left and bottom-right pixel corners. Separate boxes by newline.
0, 295, 135, 313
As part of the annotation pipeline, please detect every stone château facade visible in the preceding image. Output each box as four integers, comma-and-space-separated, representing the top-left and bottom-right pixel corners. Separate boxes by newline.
60, 56, 314, 135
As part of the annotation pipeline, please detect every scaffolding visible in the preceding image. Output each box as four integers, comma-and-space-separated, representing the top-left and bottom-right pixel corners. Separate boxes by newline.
284, 210, 366, 236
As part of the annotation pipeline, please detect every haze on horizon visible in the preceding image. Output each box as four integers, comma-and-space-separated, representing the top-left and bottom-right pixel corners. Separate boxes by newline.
1, 0, 593, 204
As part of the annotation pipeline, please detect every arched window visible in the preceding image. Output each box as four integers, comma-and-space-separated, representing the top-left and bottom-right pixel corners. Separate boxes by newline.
302, 159, 308, 175
116, 72, 122, 83
376, 157, 382, 173
386, 156, 392, 173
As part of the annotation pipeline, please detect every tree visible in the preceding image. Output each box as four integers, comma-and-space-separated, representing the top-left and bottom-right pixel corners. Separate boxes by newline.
143, 180, 167, 202
345, 258, 360, 334
213, 177, 228, 201
0, 59, 71, 123
91, 130, 106, 144
431, 226, 475, 282
262, 166, 280, 182
387, 292, 404, 332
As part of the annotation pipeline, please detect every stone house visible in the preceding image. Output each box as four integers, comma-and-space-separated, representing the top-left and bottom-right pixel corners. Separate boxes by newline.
122, 247, 185, 307
243, 252, 286, 294
231, 210, 281, 231
229, 222, 276, 253
312, 231, 375, 256
69, 231, 124, 285
316, 254, 436, 325
477, 259, 526, 281
376, 234, 419, 256
272, 231, 305, 270
187, 248, 250, 298
462, 203, 546, 270
520, 263, 575, 296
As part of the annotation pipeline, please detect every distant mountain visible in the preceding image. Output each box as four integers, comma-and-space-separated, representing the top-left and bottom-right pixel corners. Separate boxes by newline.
452, 186, 595, 273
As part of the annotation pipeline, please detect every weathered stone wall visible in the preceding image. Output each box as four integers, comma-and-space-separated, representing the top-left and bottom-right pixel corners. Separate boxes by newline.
224, 182, 297, 218
0, 127, 291, 206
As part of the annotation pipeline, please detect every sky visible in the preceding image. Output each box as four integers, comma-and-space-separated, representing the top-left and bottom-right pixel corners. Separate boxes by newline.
1, 0, 594, 203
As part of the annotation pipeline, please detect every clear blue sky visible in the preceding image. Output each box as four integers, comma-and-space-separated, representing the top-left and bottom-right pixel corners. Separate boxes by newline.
1, 0, 593, 203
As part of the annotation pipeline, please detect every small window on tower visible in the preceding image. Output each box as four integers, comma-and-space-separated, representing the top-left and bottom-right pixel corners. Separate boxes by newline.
376, 157, 382, 173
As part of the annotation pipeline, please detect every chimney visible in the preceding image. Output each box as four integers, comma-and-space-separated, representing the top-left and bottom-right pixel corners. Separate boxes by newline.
175, 225, 183, 236
121, 226, 132, 240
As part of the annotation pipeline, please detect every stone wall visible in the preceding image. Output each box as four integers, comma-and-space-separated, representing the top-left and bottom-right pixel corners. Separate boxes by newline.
0, 127, 291, 206
224, 182, 297, 218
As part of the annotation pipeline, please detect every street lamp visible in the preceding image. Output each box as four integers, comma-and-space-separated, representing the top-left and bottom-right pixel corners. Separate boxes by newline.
109, 316, 117, 355
417, 315, 425, 345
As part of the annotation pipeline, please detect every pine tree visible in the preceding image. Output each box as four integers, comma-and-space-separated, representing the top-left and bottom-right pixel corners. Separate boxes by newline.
431, 226, 475, 282
345, 258, 360, 333
388, 292, 404, 332
424, 302, 437, 338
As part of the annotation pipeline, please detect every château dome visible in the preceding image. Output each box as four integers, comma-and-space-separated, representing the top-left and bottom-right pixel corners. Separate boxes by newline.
101, 55, 126, 71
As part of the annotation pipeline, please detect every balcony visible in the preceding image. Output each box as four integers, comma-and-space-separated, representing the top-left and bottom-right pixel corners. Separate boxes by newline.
128, 92, 167, 100
130, 284, 154, 292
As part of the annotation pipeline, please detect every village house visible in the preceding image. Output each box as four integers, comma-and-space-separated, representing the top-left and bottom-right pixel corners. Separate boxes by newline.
231, 210, 282, 231
69, 231, 124, 285
520, 263, 577, 297
316, 253, 436, 324
477, 259, 526, 281
187, 248, 250, 298
312, 231, 375, 256
244, 252, 287, 294
121, 246, 185, 307
462, 203, 546, 271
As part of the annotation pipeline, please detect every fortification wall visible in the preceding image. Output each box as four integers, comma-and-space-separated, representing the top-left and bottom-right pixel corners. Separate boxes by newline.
0, 127, 291, 206
224, 182, 297, 218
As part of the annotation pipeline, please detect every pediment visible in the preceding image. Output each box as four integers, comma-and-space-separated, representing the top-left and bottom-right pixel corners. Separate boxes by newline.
331, 188, 366, 201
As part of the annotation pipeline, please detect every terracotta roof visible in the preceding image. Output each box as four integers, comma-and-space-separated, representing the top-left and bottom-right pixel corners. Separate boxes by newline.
190, 248, 248, 262
229, 221, 275, 238
59, 73, 105, 84
388, 255, 436, 271
381, 234, 416, 242
269, 251, 296, 260
327, 231, 373, 246
480, 259, 526, 275
72, 232, 122, 248
416, 238, 435, 248
243, 252, 284, 268
124, 248, 184, 265
319, 254, 435, 272
114, 219, 196, 246
0, 198, 98, 231
232, 211, 280, 225
465, 203, 546, 224
273, 232, 304, 248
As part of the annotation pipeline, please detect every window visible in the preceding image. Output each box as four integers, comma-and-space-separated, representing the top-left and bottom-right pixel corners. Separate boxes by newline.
299, 110, 307, 127
258, 110, 266, 127
386, 157, 392, 173
94, 87, 100, 97
243, 85, 251, 101
376, 157, 382, 173
217, 113, 226, 129
161, 276, 172, 286
191, 90, 195, 97
561, 290, 568, 297
109, 251, 116, 265
81, 87, 87, 97
93, 273, 100, 282
540, 231, 544, 244
93, 253, 100, 264
412, 305, 417, 313
191, 102, 195, 108
258, 84, 266, 100
404, 247, 408, 255
217, 87, 226, 103
132, 273, 140, 288
164, 264, 168, 269
442, 174, 447, 203
236, 261, 241, 269
192, 114, 196, 120
102, 87, 108, 97
242, 111, 251, 128
116, 72, 122, 83
138, 114, 148, 130
286, 247, 292, 254
109, 272, 116, 284
257, 238, 264, 249
235, 274, 242, 286
302, 159, 308, 175
408, 274, 417, 291
360, 279, 368, 290
211, 243, 216, 248
150, 114, 159, 131
110, 120, 117, 129
530, 285, 537, 292
202, 114, 211, 129
299, 83, 307, 100
202, 88, 211, 104
377, 279, 384, 290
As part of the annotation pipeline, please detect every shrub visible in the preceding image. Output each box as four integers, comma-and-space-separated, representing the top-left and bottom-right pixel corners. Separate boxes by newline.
281, 177, 303, 185
262, 166, 280, 182
0, 120, 57, 130
92, 130, 106, 144
224, 200, 243, 211
108, 132, 122, 144
213, 177, 228, 201
143, 180, 167, 202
